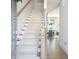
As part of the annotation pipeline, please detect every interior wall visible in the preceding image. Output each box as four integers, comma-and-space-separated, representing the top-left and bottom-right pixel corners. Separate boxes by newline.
47, 0, 60, 13
33, 0, 44, 11
17, 0, 29, 13
17, 0, 33, 33
60, 0, 68, 54
48, 7, 60, 17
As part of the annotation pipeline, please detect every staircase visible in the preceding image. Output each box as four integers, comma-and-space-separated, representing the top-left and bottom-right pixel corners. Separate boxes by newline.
16, 10, 43, 59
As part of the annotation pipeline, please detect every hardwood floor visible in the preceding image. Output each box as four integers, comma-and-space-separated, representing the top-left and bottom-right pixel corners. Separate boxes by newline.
47, 38, 68, 59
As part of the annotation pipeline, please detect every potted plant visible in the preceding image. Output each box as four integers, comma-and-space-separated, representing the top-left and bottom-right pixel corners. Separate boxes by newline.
16, 0, 22, 2
47, 30, 54, 40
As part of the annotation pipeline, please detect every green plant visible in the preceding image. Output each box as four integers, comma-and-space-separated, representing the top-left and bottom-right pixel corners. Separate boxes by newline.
16, 0, 22, 2
47, 30, 54, 37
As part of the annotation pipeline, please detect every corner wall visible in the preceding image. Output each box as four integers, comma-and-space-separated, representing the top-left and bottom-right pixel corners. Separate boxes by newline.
60, 0, 68, 54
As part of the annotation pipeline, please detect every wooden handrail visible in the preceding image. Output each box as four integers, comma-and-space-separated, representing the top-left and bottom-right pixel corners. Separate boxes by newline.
17, 0, 32, 16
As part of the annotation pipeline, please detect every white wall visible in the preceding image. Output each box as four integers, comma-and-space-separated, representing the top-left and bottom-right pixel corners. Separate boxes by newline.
17, 0, 29, 13
17, 0, 33, 32
60, 0, 68, 54
47, 0, 60, 13
33, 0, 44, 11
48, 7, 59, 17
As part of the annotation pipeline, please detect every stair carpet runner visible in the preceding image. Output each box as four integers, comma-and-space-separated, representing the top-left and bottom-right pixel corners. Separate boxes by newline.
16, 11, 43, 59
